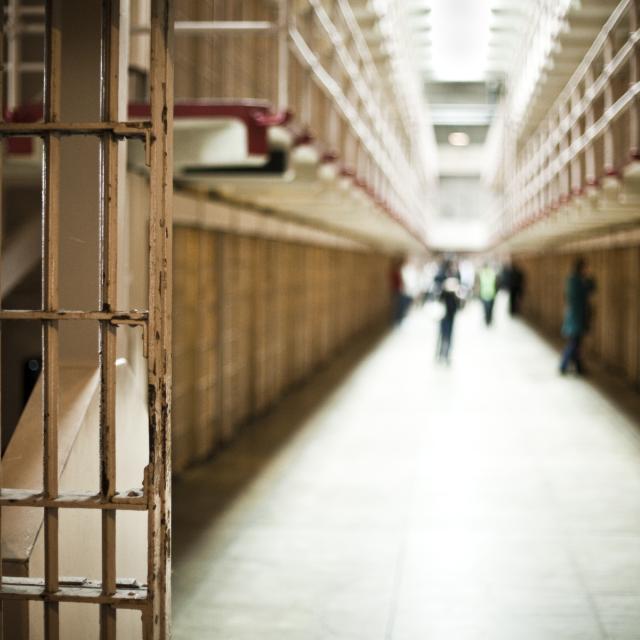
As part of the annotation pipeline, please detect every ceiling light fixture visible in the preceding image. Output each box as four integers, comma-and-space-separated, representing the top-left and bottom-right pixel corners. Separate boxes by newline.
448, 131, 470, 146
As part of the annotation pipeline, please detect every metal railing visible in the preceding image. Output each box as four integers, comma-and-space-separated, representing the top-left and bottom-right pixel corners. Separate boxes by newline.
506, 0, 575, 128
496, 0, 640, 241
290, 0, 429, 237
152, 0, 434, 243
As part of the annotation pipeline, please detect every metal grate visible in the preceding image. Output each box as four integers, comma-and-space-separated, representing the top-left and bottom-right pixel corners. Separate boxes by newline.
0, 0, 174, 638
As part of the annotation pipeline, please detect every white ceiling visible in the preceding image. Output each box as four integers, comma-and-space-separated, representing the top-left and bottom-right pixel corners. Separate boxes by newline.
399, 0, 624, 251
405, 0, 530, 83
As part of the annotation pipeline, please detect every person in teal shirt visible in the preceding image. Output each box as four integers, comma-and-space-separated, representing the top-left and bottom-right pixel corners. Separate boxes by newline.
560, 258, 595, 375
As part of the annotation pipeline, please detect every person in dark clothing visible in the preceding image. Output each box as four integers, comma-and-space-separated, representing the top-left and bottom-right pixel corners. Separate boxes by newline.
560, 258, 595, 375
390, 259, 410, 325
433, 256, 461, 298
507, 262, 525, 315
436, 276, 461, 364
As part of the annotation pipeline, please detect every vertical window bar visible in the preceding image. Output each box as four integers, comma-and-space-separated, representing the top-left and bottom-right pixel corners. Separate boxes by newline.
42, 1, 61, 638
0, 1, 5, 637
630, 0, 639, 158
277, 0, 289, 111
145, 1, 173, 638
98, 1, 119, 638
6, 0, 20, 111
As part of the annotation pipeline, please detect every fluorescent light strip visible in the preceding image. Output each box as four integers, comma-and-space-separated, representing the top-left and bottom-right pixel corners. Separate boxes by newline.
430, 0, 491, 82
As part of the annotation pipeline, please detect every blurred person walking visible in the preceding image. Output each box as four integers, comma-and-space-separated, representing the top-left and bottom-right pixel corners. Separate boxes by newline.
458, 259, 476, 300
508, 262, 525, 315
478, 263, 498, 326
501, 261, 525, 315
390, 258, 412, 325
560, 257, 595, 375
433, 256, 460, 295
436, 268, 462, 364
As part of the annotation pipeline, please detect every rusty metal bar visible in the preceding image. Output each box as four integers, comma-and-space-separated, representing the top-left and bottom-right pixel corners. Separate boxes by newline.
2, 489, 146, 510
1, 577, 148, 607
42, 2, 61, 638
98, 2, 120, 637
0, 488, 147, 509
0, 1, 4, 636
0, 121, 150, 137
145, 1, 173, 638
0, 309, 147, 320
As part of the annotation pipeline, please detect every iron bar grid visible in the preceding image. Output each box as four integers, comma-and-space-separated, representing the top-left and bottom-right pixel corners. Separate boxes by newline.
0, 0, 4, 634
0, 1, 173, 638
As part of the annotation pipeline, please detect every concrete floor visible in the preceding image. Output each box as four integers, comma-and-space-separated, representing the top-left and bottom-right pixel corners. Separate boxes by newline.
173, 296, 640, 639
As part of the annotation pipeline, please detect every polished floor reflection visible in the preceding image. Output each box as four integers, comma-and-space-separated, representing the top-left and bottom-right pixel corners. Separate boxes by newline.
173, 297, 640, 639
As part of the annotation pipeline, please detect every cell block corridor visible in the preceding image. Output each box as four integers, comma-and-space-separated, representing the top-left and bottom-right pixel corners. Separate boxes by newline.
2, 0, 640, 638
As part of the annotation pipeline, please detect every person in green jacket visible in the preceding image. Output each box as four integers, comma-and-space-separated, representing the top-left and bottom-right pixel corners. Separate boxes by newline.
478, 263, 498, 326
560, 258, 596, 375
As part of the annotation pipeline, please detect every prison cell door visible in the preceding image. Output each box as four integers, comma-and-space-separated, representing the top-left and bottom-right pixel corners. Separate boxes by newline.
0, 1, 173, 638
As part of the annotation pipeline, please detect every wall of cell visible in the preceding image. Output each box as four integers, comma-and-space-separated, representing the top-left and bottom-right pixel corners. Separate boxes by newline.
172, 227, 393, 474
174, 0, 278, 103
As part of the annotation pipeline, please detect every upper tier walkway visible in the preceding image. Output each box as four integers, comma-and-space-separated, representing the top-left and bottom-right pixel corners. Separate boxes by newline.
173, 296, 640, 640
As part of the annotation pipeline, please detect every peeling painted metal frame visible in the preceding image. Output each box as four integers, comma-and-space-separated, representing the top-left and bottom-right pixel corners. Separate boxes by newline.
0, 1, 173, 638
